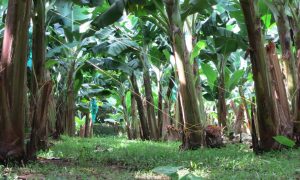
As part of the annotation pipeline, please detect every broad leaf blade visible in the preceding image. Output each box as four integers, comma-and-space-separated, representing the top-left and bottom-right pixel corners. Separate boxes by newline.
273, 135, 295, 148
152, 166, 183, 177
201, 63, 218, 90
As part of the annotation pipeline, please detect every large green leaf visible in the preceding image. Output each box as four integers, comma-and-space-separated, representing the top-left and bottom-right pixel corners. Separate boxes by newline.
107, 39, 138, 56
125, 91, 131, 113
79, 83, 112, 98
149, 46, 168, 67
152, 166, 183, 178
0, 0, 8, 5
224, 66, 230, 88
227, 70, 244, 91
91, 0, 125, 29
92, 38, 138, 56
261, 14, 272, 28
95, 27, 115, 40
89, 58, 118, 70
190, 40, 207, 62
181, 0, 216, 20
200, 5, 248, 51
201, 63, 218, 90
201, 15, 247, 54
74, 71, 84, 93
50, 1, 95, 32
273, 135, 296, 148
45, 59, 59, 69
202, 86, 216, 101
46, 42, 81, 58
75, 116, 86, 130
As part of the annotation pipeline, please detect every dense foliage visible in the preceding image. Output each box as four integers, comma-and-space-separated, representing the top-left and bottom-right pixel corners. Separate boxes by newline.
1, 0, 300, 178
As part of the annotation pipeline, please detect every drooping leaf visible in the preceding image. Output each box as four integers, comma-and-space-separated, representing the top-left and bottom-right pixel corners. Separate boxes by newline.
210, 28, 247, 54
190, 40, 206, 62
47, 42, 80, 58
74, 71, 84, 93
76, 103, 89, 113
152, 166, 183, 178
163, 49, 171, 61
261, 14, 272, 28
125, 91, 131, 113
75, 116, 86, 128
107, 39, 138, 56
95, 27, 115, 40
91, 0, 125, 29
227, 70, 244, 91
181, 0, 216, 20
92, 38, 138, 56
201, 63, 218, 90
45, 59, 59, 69
273, 135, 296, 148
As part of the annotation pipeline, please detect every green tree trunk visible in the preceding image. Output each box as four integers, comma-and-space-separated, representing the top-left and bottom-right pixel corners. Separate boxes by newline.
240, 0, 290, 150
164, 0, 204, 149
141, 45, 159, 140
217, 56, 227, 129
84, 113, 92, 138
157, 80, 164, 138
193, 60, 206, 128
130, 94, 140, 139
65, 61, 76, 136
121, 95, 132, 139
130, 74, 150, 140
266, 42, 293, 138
273, 3, 297, 115
27, 0, 53, 159
294, 31, 300, 144
162, 71, 175, 138
238, 87, 252, 133
47, 75, 57, 137
55, 95, 65, 138
0, 0, 31, 163
291, 20, 300, 145
189, 25, 206, 129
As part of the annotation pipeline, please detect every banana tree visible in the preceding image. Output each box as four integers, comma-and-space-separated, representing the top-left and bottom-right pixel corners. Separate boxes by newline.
163, 0, 213, 149
196, 8, 247, 130
27, 0, 54, 159
47, 26, 90, 137
0, 0, 31, 163
45, 0, 108, 137
126, 0, 213, 148
126, 0, 210, 148
240, 0, 292, 150
281, 0, 300, 145
90, 8, 173, 140
76, 77, 113, 137
80, 52, 142, 139
262, 0, 297, 113
200, 49, 250, 130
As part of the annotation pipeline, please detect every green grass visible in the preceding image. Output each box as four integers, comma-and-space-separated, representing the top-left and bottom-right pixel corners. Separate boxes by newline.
1, 136, 300, 179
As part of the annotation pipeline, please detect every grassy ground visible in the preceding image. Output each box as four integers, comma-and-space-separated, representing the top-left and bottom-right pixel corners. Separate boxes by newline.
1, 136, 300, 179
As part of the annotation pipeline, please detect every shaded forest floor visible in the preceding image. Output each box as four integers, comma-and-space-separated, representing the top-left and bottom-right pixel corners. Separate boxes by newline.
1, 136, 300, 179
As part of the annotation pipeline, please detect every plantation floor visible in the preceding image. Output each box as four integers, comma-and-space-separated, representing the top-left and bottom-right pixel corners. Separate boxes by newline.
1, 136, 300, 179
